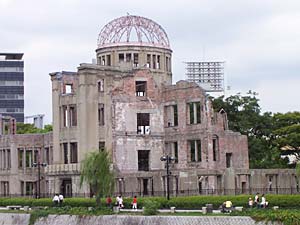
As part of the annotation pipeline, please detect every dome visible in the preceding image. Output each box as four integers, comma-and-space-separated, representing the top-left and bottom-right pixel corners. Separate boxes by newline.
97, 15, 170, 50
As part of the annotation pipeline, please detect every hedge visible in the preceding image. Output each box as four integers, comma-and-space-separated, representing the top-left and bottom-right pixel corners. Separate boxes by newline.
0, 194, 300, 209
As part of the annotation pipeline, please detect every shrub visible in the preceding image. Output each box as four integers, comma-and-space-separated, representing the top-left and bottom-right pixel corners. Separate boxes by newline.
143, 199, 160, 215
0, 194, 300, 209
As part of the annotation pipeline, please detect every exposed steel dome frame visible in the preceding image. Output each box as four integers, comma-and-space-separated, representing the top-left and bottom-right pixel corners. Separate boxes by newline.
97, 15, 170, 49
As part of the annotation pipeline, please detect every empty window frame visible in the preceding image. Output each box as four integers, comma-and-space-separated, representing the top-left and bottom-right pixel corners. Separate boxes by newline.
126, 53, 132, 62
69, 105, 77, 126
137, 113, 150, 135
138, 150, 150, 171
106, 55, 111, 66
133, 53, 139, 67
18, 148, 23, 168
135, 81, 147, 96
1, 181, 9, 196
98, 104, 105, 126
152, 55, 156, 69
226, 153, 232, 168
63, 143, 68, 164
213, 136, 219, 161
99, 142, 105, 151
165, 105, 178, 127
188, 102, 201, 124
62, 106, 68, 127
70, 142, 78, 163
98, 79, 104, 92
189, 140, 201, 162
146, 54, 151, 68
64, 84, 73, 94
119, 53, 125, 63
166, 56, 171, 72
7, 150, 10, 169
45, 147, 50, 165
157, 55, 161, 69
101, 56, 105, 65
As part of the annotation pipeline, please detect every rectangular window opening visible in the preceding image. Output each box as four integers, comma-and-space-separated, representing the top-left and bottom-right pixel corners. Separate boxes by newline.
70, 105, 77, 126
63, 143, 68, 164
197, 140, 201, 162
226, 152, 232, 168
138, 150, 149, 171
213, 138, 219, 161
18, 149, 23, 168
126, 53, 131, 62
190, 140, 196, 162
146, 54, 151, 68
98, 104, 105, 126
157, 55, 161, 69
133, 53, 139, 67
173, 105, 178, 126
65, 84, 73, 94
137, 113, 150, 135
174, 142, 178, 163
135, 81, 147, 96
98, 79, 104, 92
152, 55, 156, 69
101, 56, 105, 65
119, 53, 125, 62
70, 142, 78, 163
99, 142, 105, 151
106, 55, 111, 66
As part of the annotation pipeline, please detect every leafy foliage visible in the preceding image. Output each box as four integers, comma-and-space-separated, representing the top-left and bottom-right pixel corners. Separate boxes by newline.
143, 199, 160, 215
16, 123, 53, 134
211, 91, 298, 168
231, 209, 300, 225
273, 112, 300, 162
80, 150, 115, 207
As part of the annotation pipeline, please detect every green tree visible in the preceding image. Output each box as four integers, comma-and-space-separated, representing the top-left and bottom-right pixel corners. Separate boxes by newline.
80, 150, 114, 207
273, 112, 300, 162
211, 91, 288, 168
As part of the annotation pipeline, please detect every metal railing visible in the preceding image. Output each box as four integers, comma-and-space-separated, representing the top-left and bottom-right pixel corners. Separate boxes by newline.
1, 187, 299, 198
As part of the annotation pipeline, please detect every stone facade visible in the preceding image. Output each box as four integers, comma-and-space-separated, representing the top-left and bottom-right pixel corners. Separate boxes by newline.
0, 15, 298, 197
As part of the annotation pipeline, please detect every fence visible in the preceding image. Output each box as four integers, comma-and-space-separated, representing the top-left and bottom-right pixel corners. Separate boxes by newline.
1, 187, 300, 198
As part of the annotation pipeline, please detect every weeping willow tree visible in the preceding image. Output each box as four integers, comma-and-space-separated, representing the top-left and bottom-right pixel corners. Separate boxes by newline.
80, 150, 115, 207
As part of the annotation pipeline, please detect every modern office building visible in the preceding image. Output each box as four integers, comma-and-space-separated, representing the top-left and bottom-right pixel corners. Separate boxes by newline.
185, 61, 225, 92
0, 53, 24, 122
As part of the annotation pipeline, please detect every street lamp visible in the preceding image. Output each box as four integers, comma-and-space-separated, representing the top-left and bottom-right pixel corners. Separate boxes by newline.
160, 155, 175, 200
32, 162, 47, 198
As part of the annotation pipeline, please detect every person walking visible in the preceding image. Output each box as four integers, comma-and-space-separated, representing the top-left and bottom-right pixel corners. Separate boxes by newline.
132, 196, 137, 211
118, 195, 124, 208
254, 193, 260, 208
106, 196, 112, 208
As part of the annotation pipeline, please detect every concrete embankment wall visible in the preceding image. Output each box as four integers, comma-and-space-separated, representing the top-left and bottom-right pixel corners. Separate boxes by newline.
0, 214, 282, 225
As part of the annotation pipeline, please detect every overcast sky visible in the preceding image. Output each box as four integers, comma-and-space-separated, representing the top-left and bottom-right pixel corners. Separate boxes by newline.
1, 0, 300, 124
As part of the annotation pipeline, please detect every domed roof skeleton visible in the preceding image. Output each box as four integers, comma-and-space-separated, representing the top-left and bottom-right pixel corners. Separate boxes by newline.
97, 15, 170, 49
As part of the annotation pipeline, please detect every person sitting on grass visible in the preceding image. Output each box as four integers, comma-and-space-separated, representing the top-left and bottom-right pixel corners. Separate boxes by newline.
58, 193, 64, 207
52, 194, 59, 207
220, 200, 233, 213
248, 197, 254, 208
260, 194, 268, 208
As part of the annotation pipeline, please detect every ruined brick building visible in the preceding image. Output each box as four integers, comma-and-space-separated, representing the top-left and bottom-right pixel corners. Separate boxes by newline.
0, 15, 298, 197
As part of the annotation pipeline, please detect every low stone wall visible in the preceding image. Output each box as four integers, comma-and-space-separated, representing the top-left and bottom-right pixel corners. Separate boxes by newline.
35, 215, 281, 225
0, 214, 282, 225
0, 213, 30, 225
